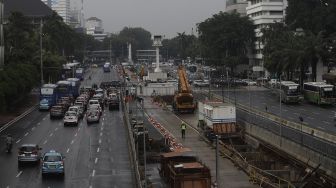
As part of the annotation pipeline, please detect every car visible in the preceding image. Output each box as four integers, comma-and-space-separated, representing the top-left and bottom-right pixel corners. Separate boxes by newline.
41, 150, 65, 178
68, 106, 80, 117
88, 99, 101, 108
50, 105, 66, 119
88, 104, 102, 115
73, 102, 85, 117
86, 109, 100, 124
63, 111, 79, 126
242, 79, 257, 86
18, 144, 42, 165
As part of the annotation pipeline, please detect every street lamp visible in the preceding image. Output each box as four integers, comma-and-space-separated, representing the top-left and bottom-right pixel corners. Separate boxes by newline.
40, 18, 44, 86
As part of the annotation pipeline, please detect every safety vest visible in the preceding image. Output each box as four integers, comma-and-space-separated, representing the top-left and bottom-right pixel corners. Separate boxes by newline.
181, 123, 186, 130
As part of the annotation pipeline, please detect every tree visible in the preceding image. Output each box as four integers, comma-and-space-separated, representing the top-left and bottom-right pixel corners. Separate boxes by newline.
197, 12, 255, 73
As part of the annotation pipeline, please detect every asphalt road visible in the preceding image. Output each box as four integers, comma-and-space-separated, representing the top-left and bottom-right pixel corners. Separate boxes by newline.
206, 87, 336, 133
0, 67, 134, 188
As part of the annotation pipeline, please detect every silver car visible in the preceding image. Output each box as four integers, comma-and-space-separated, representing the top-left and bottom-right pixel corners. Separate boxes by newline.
18, 144, 42, 165
86, 109, 100, 124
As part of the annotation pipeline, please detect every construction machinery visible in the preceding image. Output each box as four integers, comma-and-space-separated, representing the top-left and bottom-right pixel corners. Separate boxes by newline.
173, 65, 196, 113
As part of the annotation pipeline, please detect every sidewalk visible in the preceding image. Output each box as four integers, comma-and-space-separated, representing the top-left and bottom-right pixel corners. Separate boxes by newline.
143, 97, 256, 188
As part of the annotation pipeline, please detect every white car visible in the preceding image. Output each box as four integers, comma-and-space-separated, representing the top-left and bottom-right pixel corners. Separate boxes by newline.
86, 109, 100, 124
68, 106, 80, 117
242, 79, 257, 86
63, 111, 79, 126
88, 99, 100, 107
88, 104, 102, 115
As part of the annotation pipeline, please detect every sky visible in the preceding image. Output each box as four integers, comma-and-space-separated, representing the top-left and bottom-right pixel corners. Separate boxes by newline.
73, 0, 226, 39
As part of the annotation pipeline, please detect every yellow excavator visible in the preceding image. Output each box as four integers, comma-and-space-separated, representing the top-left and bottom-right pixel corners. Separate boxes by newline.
173, 65, 195, 113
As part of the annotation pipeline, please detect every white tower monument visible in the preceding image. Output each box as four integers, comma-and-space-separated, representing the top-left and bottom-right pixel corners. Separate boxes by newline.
128, 43, 133, 65
153, 35, 162, 73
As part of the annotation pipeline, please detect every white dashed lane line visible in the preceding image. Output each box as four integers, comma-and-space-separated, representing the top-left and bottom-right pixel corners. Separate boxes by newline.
31, 127, 35, 131
16, 139, 21, 144
43, 117, 46, 121
49, 133, 53, 137
100, 132, 102, 137
97, 147, 100, 153
92, 170, 96, 177
74, 133, 77, 137
95, 158, 98, 164
66, 148, 70, 153
16, 171, 23, 178
71, 140, 74, 145
38, 122, 41, 125
43, 140, 48, 145
99, 139, 101, 144
24, 132, 29, 137
55, 127, 58, 131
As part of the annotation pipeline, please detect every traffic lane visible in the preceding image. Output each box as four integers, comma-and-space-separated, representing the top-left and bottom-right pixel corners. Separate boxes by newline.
0, 114, 67, 188
90, 103, 134, 187
215, 90, 336, 132
0, 109, 48, 151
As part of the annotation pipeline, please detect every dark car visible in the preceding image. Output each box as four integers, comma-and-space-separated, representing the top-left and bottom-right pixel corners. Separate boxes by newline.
18, 144, 42, 165
50, 105, 66, 119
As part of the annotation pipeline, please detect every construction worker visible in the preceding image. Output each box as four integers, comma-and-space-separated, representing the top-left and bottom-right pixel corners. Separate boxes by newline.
181, 121, 187, 139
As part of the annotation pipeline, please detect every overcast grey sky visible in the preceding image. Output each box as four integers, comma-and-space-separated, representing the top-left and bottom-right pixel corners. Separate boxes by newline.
76, 0, 226, 38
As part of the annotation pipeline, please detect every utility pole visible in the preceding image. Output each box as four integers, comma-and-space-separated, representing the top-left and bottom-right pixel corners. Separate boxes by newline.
142, 99, 147, 188
0, 0, 4, 71
279, 77, 282, 146
40, 18, 44, 86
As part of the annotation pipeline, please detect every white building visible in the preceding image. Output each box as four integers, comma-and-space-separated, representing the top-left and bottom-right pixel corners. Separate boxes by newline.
226, 0, 248, 16
42, 0, 70, 24
85, 17, 107, 41
246, 0, 288, 77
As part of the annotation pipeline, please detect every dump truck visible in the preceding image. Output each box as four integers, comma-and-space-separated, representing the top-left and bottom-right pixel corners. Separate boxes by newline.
159, 148, 211, 188
173, 65, 196, 113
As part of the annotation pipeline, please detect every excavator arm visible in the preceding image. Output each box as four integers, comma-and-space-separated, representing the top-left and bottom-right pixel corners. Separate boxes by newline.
177, 65, 191, 93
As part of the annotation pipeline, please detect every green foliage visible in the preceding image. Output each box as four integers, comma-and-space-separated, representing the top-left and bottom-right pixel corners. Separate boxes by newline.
197, 12, 255, 69
161, 33, 199, 60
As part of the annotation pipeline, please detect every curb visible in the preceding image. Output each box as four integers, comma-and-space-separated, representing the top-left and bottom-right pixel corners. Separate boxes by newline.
0, 104, 38, 133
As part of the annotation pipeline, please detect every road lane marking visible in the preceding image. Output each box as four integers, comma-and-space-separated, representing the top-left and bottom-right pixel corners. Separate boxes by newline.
74, 133, 77, 137
102, 122, 104, 126
100, 132, 102, 137
43, 117, 46, 121
318, 126, 326, 130
99, 139, 101, 144
101, 127, 103, 131
66, 148, 70, 153
43, 140, 47, 144
89, 186, 92, 188
103, 118, 105, 121
49, 133, 53, 137
55, 128, 58, 131
16, 139, 21, 144
323, 121, 331, 125
92, 170, 96, 177
16, 171, 23, 177
32, 127, 35, 131
71, 140, 74, 144
95, 158, 98, 164
38, 122, 41, 125
24, 132, 29, 137
78, 127, 81, 131
97, 147, 100, 153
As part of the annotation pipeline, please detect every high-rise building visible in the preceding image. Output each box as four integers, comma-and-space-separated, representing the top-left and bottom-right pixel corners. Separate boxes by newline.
85, 17, 107, 41
246, 0, 288, 77
42, 0, 70, 24
226, 0, 248, 16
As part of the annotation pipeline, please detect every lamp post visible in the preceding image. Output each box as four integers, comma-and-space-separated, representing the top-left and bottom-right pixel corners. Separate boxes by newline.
221, 73, 224, 103
279, 78, 282, 147
0, 0, 4, 71
215, 135, 220, 188
40, 18, 44, 86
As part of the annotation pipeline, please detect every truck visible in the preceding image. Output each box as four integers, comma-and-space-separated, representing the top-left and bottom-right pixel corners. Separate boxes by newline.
159, 148, 211, 188
173, 65, 196, 113
198, 101, 237, 139
39, 84, 59, 110
107, 92, 120, 110
103, 63, 110, 72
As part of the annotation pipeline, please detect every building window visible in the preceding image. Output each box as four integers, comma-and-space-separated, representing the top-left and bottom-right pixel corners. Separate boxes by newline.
270, 11, 283, 15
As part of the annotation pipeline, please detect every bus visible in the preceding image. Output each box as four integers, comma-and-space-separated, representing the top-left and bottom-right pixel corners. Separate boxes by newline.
75, 68, 84, 81
66, 78, 81, 98
56, 80, 73, 98
39, 84, 59, 110
273, 81, 303, 103
303, 82, 336, 105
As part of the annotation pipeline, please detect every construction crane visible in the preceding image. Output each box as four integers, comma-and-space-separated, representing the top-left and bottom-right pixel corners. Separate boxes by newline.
173, 65, 195, 113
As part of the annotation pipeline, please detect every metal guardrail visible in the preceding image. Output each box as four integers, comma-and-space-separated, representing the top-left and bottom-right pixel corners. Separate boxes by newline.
0, 104, 38, 133
121, 97, 143, 188
201, 91, 336, 157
